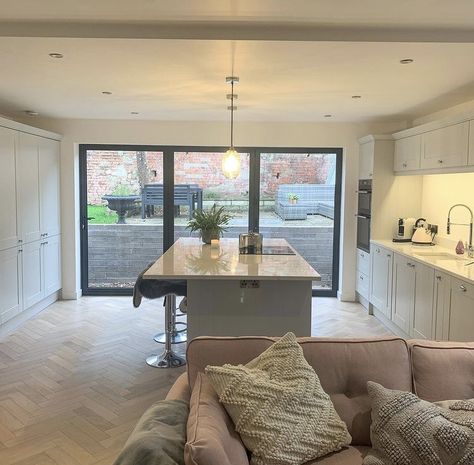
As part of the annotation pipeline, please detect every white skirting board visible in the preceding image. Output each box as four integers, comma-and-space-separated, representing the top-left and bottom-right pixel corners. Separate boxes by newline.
0, 292, 59, 339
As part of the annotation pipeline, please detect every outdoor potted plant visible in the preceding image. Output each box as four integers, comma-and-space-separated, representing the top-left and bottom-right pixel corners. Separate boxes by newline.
288, 193, 299, 205
102, 184, 140, 224
187, 204, 232, 244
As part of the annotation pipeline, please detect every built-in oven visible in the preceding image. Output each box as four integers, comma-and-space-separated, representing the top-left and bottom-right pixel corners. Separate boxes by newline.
357, 179, 372, 217
357, 179, 372, 253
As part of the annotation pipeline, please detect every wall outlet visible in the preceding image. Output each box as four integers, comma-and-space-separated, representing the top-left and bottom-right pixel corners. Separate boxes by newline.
240, 280, 260, 288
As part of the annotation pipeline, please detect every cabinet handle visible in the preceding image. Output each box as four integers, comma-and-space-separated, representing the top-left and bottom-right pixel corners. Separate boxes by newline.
402, 162, 407, 168
360, 275, 364, 280
436, 275, 442, 281
438, 159, 443, 164
369, 172, 373, 177
41, 241, 49, 245
387, 254, 391, 258
407, 262, 412, 267
459, 285, 467, 292
18, 249, 23, 253
18, 239, 23, 243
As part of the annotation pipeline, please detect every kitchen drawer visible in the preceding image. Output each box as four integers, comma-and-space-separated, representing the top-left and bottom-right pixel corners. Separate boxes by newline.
356, 248, 370, 276
356, 271, 370, 300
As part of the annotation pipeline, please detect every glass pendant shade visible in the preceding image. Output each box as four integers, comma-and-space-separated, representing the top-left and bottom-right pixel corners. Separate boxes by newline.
222, 148, 241, 179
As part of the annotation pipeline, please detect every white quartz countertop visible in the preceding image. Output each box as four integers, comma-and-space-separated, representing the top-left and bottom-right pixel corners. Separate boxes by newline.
144, 237, 321, 281
372, 239, 474, 284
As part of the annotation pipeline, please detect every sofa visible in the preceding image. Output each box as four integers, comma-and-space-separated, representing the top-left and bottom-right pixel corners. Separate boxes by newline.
165, 336, 474, 465
275, 184, 335, 220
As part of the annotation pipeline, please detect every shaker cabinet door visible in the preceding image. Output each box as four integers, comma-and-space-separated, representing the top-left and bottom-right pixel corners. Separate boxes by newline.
391, 254, 415, 335
0, 127, 19, 251
370, 246, 393, 317
448, 278, 474, 342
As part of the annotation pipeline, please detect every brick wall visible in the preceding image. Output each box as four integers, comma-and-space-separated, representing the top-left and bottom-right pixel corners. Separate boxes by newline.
86, 151, 333, 205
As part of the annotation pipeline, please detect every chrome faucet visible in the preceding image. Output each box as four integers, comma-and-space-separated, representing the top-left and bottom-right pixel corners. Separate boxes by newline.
447, 204, 474, 258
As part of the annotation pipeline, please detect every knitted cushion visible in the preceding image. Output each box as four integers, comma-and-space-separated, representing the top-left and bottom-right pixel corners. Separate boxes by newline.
364, 382, 474, 465
205, 332, 351, 465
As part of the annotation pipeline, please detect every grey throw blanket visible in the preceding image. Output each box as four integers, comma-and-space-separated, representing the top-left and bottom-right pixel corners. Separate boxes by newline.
133, 263, 187, 308
113, 399, 188, 465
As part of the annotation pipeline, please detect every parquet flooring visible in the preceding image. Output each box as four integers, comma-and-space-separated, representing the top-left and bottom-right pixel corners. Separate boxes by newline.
0, 296, 390, 464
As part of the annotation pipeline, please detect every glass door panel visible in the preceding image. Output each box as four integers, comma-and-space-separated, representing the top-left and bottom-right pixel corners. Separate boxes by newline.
173, 151, 250, 242
258, 152, 338, 292
84, 149, 163, 291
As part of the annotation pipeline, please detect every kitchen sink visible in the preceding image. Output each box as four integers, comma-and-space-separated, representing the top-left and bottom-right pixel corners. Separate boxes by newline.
413, 251, 471, 262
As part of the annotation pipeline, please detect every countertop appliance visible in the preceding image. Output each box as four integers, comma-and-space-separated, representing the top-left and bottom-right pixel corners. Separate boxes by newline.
393, 217, 416, 242
356, 179, 372, 253
412, 218, 438, 245
239, 232, 263, 254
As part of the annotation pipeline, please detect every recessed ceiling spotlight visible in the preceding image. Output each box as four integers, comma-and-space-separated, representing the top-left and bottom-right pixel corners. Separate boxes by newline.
24, 110, 39, 117
352, 95, 362, 99
400, 58, 414, 64
131, 111, 139, 115
102, 91, 112, 95
324, 114, 333, 118
49, 53, 63, 59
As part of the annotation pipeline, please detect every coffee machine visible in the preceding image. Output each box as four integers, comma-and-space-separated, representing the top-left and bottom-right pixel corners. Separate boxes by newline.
393, 218, 416, 242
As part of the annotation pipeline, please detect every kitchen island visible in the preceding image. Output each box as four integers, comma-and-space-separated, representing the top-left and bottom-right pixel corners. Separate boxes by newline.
144, 237, 320, 339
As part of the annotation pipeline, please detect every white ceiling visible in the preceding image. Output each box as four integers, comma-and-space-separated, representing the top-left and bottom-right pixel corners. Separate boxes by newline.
0, 0, 473, 27
1, 38, 474, 122
1, 2, 474, 123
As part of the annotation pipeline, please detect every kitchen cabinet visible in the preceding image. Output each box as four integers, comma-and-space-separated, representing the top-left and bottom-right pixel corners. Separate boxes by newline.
0, 127, 19, 251
447, 278, 474, 342
39, 137, 61, 238
43, 234, 61, 296
0, 247, 22, 324
394, 135, 421, 172
17, 132, 41, 244
359, 141, 374, 179
391, 254, 416, 334
22, 240, 43, 309
356, 249, 370, 302
421, 122, 469, 170
412, 262, 435, 339
370, 245, 393, 318
469, 121, 474, 166
434, 271, 451, 340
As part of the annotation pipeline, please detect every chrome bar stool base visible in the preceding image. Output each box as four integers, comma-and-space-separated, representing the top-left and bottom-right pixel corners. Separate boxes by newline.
154, 325, 187, 344
147, 294, 186, 369
146, 350, 186, 368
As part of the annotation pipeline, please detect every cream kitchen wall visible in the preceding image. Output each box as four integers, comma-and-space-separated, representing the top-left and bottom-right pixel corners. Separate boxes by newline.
15, 117, 407, 302
420, 172, 474, 247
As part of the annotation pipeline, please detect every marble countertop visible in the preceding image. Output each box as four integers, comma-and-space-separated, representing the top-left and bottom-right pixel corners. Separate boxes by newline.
144, 237, 321, 281
372, 239, 474, 284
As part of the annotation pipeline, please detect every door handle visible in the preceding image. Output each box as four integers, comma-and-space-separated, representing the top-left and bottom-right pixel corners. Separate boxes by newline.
87, 217, 95, 220
459, 285, 467, 292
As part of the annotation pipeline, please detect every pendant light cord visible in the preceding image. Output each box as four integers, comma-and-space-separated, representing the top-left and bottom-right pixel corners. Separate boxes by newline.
230, 79, 234, 149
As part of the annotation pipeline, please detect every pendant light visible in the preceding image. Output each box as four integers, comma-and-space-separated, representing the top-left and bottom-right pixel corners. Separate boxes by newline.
222, 76, 241, 179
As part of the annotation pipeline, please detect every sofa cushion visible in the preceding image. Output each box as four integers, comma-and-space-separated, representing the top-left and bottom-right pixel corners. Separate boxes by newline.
205, 332, 351, 465
187, 336, 411, 447
409, 340, 474, 402
113, 399, 188, 465
185, 373, 249, 465
363, 381, 474, 465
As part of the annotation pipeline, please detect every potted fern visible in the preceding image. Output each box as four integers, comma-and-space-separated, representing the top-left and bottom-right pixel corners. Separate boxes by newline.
187, 205, 232, 244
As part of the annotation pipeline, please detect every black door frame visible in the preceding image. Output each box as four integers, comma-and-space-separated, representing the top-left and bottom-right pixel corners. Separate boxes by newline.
79, 145, 342, 297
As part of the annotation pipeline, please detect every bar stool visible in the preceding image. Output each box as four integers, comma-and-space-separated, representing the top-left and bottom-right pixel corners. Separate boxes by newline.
133, 265, 187, 369
146, 294, 186, 368
153, 297, 187, 344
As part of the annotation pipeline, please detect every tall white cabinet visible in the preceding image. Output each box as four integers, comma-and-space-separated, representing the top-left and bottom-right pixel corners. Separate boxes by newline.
0, 118, 61, 328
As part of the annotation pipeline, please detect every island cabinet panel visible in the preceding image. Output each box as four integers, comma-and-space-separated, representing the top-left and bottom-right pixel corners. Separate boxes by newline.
412, 262, 435, 339
370, 245, 393, 318
394, 135, 421, 172
421, 122, 469, 170
448, 278, 474, 342
391, 253, 416, 335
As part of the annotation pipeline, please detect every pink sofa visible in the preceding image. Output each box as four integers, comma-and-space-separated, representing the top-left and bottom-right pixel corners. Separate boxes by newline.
166, 336, 474, 464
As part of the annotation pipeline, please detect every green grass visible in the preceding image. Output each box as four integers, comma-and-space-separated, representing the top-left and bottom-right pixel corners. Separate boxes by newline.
87, 205, 118, 224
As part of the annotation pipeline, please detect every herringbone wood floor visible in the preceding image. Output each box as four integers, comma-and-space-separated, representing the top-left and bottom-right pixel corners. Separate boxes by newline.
0, 296, 390, 464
